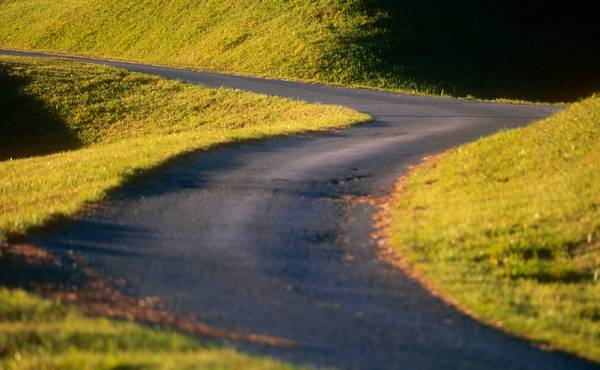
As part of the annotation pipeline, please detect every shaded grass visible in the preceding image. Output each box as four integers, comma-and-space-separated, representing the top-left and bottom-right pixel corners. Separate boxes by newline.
0, 64, 81, 160
0, 0, 597, 101
0, 55, 369, 242
0, 288, 305, 369
389, 95, 600, 361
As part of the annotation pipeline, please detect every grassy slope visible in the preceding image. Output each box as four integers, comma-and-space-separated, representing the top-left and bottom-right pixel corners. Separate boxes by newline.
389, 96, 600, 361
0, 1, 379, 89
0, 0, 598, 101
0, 288, 303, 369
0, 55, 368, 242
0, 55, 365, 368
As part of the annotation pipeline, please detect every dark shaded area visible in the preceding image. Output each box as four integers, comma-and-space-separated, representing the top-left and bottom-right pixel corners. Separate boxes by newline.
333, 1, 600, 101
0, 64, 81, 160
0, 244, 84, 292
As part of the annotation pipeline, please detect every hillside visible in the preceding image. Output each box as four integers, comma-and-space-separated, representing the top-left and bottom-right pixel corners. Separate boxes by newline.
0, 0, 597, 101
389, 94, 600, 361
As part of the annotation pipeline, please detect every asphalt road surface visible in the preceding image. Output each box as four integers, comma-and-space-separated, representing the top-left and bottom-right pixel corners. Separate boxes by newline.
2, 49, 598, 370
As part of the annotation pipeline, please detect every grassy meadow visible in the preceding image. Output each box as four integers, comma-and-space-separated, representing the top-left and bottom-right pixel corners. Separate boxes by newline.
388, 95, 600, 361
0, 0, 597, 101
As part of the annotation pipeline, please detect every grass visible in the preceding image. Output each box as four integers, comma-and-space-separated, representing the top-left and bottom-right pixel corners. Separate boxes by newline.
388, 95, 600, 362
0, 55, 369, 242
0, 288, 305, 369
0, 0, 597, 101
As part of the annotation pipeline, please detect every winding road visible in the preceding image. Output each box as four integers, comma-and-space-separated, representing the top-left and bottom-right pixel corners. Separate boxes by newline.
3, 49, 598, 370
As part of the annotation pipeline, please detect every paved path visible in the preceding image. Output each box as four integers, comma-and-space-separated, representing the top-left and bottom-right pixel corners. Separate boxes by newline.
2, 49, 597, 370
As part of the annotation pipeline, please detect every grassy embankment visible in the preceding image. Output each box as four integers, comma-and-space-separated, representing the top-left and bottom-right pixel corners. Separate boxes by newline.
388, 95, 600, 362
0, 0, 598, 102
0, 55, 367, 368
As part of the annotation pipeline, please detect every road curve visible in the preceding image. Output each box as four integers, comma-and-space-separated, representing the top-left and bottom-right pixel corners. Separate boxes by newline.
3, 49, 598, 370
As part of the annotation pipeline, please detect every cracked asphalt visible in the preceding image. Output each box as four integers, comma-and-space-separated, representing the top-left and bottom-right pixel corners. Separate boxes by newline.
2, 49, 598, 370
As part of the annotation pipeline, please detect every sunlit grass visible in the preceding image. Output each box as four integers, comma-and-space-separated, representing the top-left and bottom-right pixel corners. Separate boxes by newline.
0, 0, 398, 92
0, 288, 307, 369
389, 95, 600, 362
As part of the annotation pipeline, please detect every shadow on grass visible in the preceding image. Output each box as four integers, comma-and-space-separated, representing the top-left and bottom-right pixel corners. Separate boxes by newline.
329, 1, 600, 102
0, 64, 81, 160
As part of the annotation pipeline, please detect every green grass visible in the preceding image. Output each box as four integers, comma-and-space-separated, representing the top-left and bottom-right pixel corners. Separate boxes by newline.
389, 95, 600, 361
0, 55, 368, 242
0, 0, 597, 101
0, 288, 306, 369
